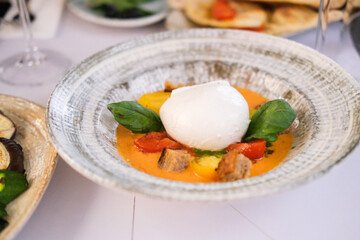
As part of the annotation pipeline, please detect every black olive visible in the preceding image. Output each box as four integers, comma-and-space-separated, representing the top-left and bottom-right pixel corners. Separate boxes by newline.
0, 138, 24, 174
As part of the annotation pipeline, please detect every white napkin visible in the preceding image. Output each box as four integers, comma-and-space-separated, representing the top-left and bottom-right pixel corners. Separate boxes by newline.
0, 0, 65, 39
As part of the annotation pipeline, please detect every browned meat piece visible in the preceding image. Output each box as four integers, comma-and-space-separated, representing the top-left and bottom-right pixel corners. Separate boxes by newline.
158, 148, 193, 172
164, 80, 186, 92
216, 150, 252, 182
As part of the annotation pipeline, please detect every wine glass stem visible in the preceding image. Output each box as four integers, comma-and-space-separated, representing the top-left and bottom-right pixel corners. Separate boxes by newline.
17, 0, 44, 66
315, 0, 330, 51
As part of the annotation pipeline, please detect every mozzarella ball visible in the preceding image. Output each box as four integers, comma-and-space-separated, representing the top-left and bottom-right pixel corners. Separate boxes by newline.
159, 80, 250, 151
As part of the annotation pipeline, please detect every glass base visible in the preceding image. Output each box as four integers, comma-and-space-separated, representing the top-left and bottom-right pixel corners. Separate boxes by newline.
0, 49, 71, 86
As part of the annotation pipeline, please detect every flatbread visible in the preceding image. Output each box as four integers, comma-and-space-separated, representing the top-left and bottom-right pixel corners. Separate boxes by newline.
167, 0, 343, 36
264, 5, 343, 35
184, 0, 267, 28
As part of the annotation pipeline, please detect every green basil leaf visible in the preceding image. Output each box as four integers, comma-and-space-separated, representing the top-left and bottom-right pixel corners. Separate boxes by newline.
193, 149, 226, 158
108, 101, 165, 134
244, 99, 296, 142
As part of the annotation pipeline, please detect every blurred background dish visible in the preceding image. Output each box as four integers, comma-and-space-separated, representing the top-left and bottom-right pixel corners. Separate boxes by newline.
166, 0, 344, 36
67, 0, 169, 27
0, 95, 58, 240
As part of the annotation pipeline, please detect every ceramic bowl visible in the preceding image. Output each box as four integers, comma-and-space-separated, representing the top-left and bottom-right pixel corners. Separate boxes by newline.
0, 95, 58, 239
47, 29, 360, 201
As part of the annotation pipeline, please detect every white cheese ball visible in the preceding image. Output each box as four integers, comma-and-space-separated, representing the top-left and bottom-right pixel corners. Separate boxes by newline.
159, 80, 250, 151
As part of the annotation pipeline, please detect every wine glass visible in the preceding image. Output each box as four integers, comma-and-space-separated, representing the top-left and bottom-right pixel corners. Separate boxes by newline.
316, 0, 360, 81
0, 0, 70, 86
338, 0, 360, 81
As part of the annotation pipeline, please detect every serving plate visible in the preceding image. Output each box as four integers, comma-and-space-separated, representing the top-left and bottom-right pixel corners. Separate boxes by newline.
47, 29, 360, 201
165, 9, 343, 37
67, 0, 169, 28
0, 95, 58, 239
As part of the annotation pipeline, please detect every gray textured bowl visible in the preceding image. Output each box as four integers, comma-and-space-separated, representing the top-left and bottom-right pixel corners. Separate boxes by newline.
47, 29, 360, 201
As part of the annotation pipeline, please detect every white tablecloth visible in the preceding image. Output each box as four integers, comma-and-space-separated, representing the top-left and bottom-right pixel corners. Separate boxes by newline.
0, 9, 359, 240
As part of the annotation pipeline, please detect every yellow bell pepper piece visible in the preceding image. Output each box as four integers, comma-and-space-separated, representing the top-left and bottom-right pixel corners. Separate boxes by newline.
249, 109, 257, 119
190, 156, 222, 180
138, 92, 171, 114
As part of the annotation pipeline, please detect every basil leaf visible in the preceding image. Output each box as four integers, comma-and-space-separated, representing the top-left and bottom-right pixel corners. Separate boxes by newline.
193, 149, 226, 158
108, 101, 165, 134
244, 99, 296, 142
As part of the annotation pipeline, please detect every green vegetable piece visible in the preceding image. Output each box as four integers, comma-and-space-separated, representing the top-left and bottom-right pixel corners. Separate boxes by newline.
108, 101, 165, 134
0, 203, 7, 218
89, 0, 149, 11
244, 99, 296, 142
0, 170, 28, 205
193, 149, 226, 158
0, 218, 8, 232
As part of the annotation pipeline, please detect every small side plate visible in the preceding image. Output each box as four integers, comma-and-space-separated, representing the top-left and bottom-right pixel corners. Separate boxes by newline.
68, 0, 169, 28
0, 95, 58, 240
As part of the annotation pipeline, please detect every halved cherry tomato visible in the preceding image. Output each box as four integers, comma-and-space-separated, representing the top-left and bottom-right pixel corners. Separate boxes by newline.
235, 25, 265, 32
134, 132, 183, 153
242, 25, 265, 32
211, 0, 237, 21
226, 139, 266, 160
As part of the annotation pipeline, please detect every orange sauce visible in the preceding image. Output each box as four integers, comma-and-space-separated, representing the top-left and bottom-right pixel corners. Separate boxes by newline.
116, 87, 293, 183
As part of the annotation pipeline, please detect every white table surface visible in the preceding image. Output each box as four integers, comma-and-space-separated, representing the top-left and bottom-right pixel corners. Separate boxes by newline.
1, 9, 359, 240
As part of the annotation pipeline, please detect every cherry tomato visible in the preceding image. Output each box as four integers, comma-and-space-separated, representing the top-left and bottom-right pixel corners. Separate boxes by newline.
134, 132, 183, 153
226, 139, 266, 160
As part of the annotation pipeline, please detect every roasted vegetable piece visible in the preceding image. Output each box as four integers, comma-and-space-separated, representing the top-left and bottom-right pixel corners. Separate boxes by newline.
216, 150, 252, 182
158, 148, 193, 172
0, 218, 8, 232
134, 132, 183, 153
226, 139, 266, 161
0, 170, 28, 205
0, 111, 16, 139
0, 138, 24, 173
